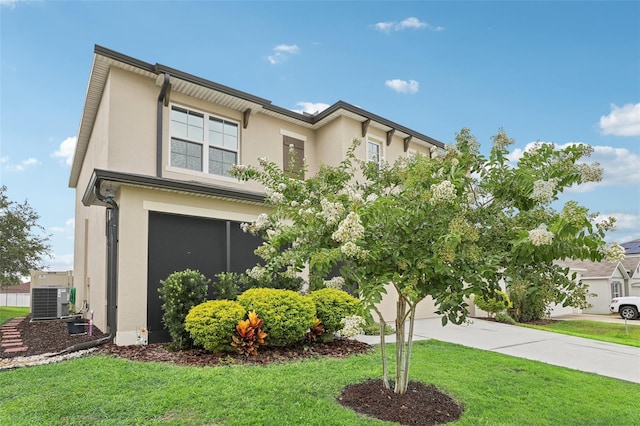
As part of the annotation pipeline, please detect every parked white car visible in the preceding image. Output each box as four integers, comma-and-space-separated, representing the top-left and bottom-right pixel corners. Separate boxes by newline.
609, 297, 640, 320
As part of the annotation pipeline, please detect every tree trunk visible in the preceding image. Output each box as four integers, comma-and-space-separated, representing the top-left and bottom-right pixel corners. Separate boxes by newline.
394, 297, 407, 394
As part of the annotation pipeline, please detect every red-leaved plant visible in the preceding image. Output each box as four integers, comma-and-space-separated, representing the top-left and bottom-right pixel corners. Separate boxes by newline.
231, 311, 268, 357
305, 317, 325, 342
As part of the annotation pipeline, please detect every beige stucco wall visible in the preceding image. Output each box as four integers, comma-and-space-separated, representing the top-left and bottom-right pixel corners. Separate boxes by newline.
72, 72, 114, 331
372, 284, 439, 323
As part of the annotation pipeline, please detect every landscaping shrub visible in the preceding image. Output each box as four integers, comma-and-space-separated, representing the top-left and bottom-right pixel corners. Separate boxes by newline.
231, 311, 268, 357
495, 312, 516, 325
474, 289, 512, 318
363, 319, 395, 336
185, 300, 246, 353
212, 272, 304, 300
508, 279, 549, 323
237, 288, 316, 347
308, 288, 361, 334
158, 269, 209, 349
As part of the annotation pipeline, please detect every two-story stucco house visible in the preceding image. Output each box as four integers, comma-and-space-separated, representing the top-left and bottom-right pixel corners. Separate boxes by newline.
70, 45, 445, 345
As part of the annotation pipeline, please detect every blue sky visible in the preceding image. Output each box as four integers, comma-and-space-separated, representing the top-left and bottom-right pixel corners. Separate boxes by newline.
1, 0, 639, 272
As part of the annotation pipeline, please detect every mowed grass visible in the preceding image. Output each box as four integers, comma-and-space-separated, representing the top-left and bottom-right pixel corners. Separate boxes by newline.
522, 319, 640, 348
1, 340, 639, 426
0, 307, 29, 325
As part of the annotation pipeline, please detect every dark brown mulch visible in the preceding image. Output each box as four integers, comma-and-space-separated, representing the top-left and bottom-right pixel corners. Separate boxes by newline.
1, 315, 107, 358
94, 338, 372, 367
338, 379, 464, 425
4, 317, 464, 425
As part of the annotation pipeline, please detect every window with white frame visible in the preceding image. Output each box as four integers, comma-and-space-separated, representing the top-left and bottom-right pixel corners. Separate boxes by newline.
367, 139, 382, 165
170, 105, 239, 177
612, 281, 622, 298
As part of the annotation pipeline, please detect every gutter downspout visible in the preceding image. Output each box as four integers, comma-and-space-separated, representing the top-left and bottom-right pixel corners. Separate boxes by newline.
157, 72, 171, 177
47, 181, 119, 357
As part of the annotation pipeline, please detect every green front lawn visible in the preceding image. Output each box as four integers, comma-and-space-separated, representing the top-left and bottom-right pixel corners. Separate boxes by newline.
1, 340, 638, 425
522, 319, 640, 348
0, 307, 29, 325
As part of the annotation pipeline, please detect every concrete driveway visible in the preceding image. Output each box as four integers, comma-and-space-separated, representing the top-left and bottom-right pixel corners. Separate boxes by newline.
357, 317, 640, 384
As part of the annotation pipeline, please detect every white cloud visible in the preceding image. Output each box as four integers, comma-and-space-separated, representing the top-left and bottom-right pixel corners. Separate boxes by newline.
374, 17, 444, 33
267, 44, 300, 64
291, 102, 330, 115
385, 79, 419, 94
599, 103, 640, 136
594, 213, 640, 244
0, 0, 18, 9
0, 156, 41, 172
50, 218, 75, 234
52, 136, 76, 166
45, 253, 74, 271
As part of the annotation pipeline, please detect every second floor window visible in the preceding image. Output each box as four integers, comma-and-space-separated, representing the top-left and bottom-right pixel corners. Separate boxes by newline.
170, 106, 239, 177
367, 139, 382, 170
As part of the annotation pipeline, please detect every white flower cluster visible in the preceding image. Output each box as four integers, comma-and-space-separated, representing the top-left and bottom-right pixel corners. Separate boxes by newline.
332, 212, 364, 243
298, 207, 315, 219
230, 164, 249, 176
530, 179, 558, 203
324, 276, 345, 289
340, 241, 369, 259
255, 242, 277, 258
430, 180, 456, 205
337, 315, 366, 338
381, 185, 402, 196
528, 224, 554, 246
600, 242, 626, 262
365, 193, 378, 203
318, 198, 345, 225
265, 188, 285, 204
247, 265, 267, 280
561, 201, 588, 227
240, 213, 270, 235
576, 163, 603, 183
338, 186, 364, 203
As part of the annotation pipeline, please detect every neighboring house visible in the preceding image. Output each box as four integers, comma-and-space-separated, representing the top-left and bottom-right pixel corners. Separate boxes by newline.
556, 259, 630, 314
70, 45, 446, 345
621, 239, 640, 255
0, 281, 31, 307
621, 255, 640, 297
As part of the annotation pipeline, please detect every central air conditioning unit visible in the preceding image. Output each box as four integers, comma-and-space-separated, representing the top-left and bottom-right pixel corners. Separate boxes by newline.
31, 287, 69, 320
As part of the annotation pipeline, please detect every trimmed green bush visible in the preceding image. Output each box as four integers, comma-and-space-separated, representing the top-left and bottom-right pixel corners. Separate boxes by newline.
237, 288, 316, 347
308, 288, 361, 334
495, 311, 516, 325
212, 272, 304, 300
185, 300, 246, 353
158, 269, 209, 349
474, 289, 512, 318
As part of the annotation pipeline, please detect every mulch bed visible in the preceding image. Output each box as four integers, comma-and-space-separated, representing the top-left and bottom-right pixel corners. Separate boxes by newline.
3, 316, 464, 425
338, 379, 463, 425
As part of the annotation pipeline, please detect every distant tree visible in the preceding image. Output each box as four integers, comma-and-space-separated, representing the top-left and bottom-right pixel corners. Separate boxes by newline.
0, 186, 51, 288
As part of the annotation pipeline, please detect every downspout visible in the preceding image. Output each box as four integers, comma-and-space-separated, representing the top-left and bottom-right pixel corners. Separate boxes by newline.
47, 181, 119, 357
157, 72, 171, 177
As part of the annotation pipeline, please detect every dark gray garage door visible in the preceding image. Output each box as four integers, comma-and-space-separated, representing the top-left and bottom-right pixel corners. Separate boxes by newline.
147, 211, 262, 343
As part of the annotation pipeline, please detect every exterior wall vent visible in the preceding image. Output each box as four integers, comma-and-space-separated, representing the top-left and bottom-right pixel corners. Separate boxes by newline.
31, 287, 69, 320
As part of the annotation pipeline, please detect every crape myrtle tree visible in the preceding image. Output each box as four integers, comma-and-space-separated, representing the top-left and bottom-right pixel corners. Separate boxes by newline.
231, 129, 624, 395
0, 185, 51, 289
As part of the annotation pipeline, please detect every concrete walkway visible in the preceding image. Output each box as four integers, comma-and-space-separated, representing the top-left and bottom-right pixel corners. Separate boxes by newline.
357, 317, 640, 384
